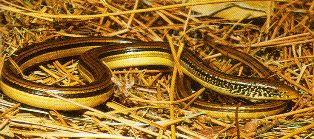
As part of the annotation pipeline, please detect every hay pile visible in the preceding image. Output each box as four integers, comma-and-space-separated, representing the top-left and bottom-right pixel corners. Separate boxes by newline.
0, 0, 313, 138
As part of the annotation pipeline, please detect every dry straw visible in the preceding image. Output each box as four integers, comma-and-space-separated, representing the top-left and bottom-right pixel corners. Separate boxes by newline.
0, 0, 313, 138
